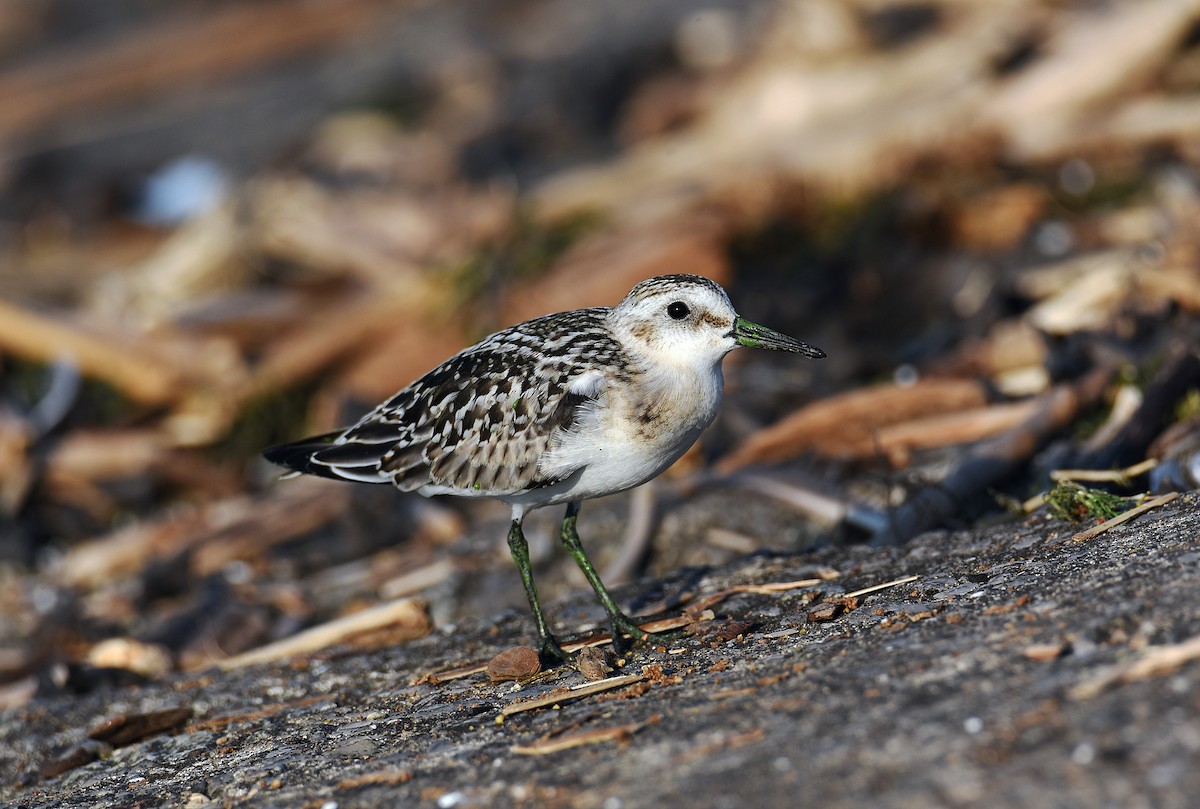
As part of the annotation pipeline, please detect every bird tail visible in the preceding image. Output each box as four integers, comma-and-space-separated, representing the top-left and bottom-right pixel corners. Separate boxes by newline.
263, 431, 349, 480
262, 430, 394, 484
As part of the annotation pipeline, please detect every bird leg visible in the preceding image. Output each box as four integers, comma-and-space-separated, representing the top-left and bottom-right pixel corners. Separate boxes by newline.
559, 503, 648, 653
506, 519, 571, 664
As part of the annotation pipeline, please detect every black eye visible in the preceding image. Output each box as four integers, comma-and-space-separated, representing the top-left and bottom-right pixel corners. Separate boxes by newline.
667, 301, 690, 320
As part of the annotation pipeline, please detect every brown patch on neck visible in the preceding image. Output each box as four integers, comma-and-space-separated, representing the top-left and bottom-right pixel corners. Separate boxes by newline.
637, 406, 661, 425
630, 323, 655, 344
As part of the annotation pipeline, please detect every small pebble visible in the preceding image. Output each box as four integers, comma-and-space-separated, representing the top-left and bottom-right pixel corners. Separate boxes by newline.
437, 791, 466, 808
486, 646, 541, 682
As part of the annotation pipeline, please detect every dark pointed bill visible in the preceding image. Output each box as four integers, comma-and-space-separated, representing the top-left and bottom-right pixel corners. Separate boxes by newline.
732, 317, 826, 358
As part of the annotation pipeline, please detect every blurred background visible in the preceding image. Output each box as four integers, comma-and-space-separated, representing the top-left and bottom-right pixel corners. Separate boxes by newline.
2, 0, 1199, 694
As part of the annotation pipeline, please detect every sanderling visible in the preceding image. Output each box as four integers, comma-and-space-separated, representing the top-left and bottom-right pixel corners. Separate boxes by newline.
264, 274, 824, 662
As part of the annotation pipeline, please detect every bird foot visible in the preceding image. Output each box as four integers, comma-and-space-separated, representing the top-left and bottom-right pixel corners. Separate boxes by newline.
608, 615, 650, 655
536, 637, 575, 668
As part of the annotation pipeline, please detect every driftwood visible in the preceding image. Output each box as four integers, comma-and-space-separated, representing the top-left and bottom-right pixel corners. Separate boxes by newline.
717, 379, 990, 471
0, 299, 182, 406
1071, 347, 1200, 471
534, 0, 1199, 223
870, 367, 1114, 546
870, 400, 1040, 467
54, 477, 349, 588
213, 596, 430, 671
0, 0, 391, 145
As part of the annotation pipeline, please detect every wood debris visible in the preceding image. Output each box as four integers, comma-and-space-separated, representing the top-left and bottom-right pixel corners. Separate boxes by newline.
54, 477, 350, 588
511, 721, 644, 756
38, 741, 112, 781
87, 706, 193, 748
682, 573, 840, 618
1070, 492, 1181, 543
1071, 634, 1200, 700
336, 769, 415, 790
214, 597, 430, 670
0, 299, 184, 406
717, 379, 990, 471
871, 369, 1115, 546
806, 603, 844, 623
842, 575, 921, 599
85, 638, 172, 679
1022, 642, 1070, 662
1049, 458, 1159, 485
499, 672, 650, 717
377, 558, 458, 601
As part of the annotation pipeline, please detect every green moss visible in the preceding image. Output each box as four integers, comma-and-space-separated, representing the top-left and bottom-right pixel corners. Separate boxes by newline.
1175, 388, 1200, 422
1045, 481, 1131, 523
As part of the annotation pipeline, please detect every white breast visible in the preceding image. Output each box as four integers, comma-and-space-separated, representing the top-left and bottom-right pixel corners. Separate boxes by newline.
533, 360, 726, 505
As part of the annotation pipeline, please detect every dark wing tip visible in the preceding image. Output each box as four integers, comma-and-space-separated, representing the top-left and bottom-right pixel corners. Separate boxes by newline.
262, 430, 347, 479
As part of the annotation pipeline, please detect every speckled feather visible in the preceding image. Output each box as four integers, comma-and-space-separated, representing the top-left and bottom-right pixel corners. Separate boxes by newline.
329, 306, 636, 495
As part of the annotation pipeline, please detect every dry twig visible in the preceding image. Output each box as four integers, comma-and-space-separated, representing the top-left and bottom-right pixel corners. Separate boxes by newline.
1050, 458, 1159, 485
511, 722, 643, 755
1070, 492, 1181, 543
1071, 634, 1200, 699
214, 597, 430, 670
499, 672, 648, 717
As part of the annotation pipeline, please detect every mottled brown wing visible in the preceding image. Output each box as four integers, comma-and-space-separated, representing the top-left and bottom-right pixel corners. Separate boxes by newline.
306, 308, 620, 495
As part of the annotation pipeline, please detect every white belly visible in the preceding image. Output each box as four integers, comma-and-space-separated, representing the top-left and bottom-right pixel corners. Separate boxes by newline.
567, 417, 707, 499
520, 362, 725, 508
